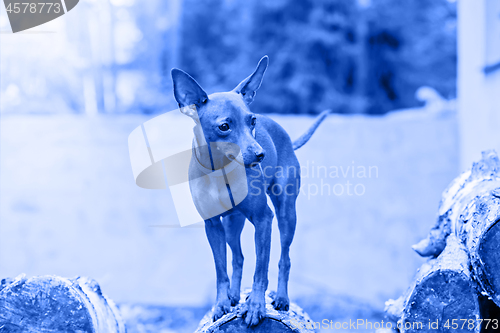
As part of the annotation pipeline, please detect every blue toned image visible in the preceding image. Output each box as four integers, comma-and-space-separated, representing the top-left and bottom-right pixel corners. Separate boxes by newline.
1, 0, 500, 332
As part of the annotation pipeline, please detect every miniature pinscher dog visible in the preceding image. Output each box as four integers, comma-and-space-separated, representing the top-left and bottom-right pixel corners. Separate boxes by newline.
171, 56, 330, 326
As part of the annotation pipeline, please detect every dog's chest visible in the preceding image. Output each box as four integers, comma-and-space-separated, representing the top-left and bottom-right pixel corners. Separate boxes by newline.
188, 159, 248, 220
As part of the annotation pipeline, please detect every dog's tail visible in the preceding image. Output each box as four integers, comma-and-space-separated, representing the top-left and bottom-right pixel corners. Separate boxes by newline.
292, 109, 332, 150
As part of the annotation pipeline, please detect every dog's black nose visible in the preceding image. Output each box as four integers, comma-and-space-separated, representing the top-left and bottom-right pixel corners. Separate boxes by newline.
256, 152, 265, 162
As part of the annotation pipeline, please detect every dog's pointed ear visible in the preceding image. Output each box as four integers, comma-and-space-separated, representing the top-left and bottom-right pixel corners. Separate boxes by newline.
171, 69, 209, 114
233, 56, 268, 105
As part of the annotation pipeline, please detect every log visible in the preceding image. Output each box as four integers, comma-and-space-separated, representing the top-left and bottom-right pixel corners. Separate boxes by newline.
457, 189, 500, 307
385, 234, 480, 333
195, 290, 316, 333
0, 275, 126, 333
413, 150, 500, 307
386, 150, 500, 331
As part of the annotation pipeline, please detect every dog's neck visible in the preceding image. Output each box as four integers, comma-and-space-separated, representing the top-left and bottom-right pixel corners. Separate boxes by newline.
192, 124, 227, 172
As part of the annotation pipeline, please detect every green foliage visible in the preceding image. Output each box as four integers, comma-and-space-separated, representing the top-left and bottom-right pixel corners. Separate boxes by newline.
178, 0, 457, 114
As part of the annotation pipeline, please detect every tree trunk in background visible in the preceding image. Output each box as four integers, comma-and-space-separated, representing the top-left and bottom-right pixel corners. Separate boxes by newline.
355, 0, 370, 114
170, 0, 183, 69
98, 0, 116, 113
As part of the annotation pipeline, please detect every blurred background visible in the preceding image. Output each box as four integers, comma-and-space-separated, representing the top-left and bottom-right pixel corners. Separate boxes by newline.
1, 0, 499, 332
0, 0, 458, 116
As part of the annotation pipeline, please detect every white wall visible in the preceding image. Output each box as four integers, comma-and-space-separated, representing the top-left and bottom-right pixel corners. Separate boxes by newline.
458, 0, 500, 169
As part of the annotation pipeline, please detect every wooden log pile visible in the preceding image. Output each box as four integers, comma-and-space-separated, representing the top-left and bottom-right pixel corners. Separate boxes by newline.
0, 274, 126, 333
385, 150, 500, 332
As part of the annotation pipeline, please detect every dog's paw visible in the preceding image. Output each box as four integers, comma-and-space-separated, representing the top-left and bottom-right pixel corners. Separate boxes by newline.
271, 295, 290, 311
241, 293, 265, 327
228, 289, 240, 306
212, 298, 231, 321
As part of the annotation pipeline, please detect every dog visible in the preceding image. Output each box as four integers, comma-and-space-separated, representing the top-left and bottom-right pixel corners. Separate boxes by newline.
171, 56, 330, 326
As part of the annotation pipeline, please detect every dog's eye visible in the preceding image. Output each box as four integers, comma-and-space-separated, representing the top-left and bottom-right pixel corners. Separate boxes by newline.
251, 117, 256, 126
219, 123, 230, 132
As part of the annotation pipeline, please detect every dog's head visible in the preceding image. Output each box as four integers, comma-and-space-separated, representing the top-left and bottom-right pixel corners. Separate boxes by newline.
171, 56, 268, 168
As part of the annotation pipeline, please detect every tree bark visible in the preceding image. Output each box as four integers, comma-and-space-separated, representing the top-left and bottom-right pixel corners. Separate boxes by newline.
457, 187, 500, 307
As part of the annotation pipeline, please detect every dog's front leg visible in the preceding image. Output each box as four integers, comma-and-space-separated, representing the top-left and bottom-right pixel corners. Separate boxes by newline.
243, 206, 273, 326
205, 217, 231, 321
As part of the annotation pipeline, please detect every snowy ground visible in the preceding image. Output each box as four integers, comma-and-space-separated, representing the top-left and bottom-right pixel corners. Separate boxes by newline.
0, 110, 459, 329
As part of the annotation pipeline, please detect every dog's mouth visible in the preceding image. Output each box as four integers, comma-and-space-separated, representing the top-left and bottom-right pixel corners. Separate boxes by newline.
226, 152, 245, 166
225, 152, 263, 168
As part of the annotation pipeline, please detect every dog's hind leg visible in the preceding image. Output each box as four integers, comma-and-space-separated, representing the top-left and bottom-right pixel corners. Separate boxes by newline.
270, 182, 298, 311
205, 217, 231, 321
223, 212, 246, 306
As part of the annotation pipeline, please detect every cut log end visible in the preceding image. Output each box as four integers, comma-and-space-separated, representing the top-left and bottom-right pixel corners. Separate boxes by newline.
0, 275, 125, 333
0, 276, 93, 332
402, 270, 479, 333
394, 235, 480, 333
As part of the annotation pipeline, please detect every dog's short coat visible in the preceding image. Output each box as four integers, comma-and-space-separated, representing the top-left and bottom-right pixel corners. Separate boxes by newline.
171, 56, 330, 326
